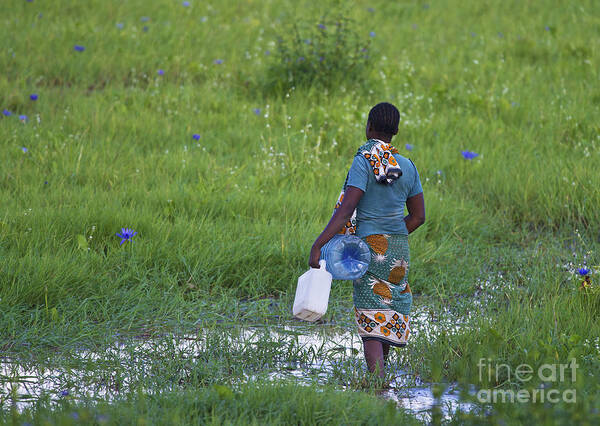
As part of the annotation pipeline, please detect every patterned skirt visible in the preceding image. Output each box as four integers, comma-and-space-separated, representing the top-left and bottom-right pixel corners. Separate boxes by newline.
353, 233, 412, 347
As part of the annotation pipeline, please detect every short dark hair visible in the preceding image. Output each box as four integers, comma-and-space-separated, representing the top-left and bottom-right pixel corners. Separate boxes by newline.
368, 102, 400, 135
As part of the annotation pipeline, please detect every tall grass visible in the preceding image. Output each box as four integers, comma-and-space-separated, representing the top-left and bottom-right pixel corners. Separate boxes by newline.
1, 0, 599, 423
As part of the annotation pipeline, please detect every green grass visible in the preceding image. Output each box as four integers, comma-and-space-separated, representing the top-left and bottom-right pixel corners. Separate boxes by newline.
1, 0, 600, 424
2, 384, 420, 425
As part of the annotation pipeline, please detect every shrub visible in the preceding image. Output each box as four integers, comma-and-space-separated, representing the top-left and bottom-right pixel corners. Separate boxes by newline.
264, 13, 373, 94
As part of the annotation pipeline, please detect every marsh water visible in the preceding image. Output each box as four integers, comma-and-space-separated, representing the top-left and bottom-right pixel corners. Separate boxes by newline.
1, 305, 475, 422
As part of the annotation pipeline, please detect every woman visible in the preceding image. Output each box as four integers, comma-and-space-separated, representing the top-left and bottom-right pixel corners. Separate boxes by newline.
309, 102, 425, 379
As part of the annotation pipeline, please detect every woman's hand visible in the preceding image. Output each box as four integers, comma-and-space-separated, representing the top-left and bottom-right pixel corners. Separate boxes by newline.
309, 244, 321, 269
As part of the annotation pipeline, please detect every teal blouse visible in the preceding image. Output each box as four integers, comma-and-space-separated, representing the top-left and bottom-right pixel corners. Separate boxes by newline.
346, 150, 423, 238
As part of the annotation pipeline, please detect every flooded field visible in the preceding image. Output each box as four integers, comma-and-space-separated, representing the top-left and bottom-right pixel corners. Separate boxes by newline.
1, 304, 475, 422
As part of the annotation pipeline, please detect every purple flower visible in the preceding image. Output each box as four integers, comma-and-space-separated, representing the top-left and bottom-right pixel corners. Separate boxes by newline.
19, 115, 28, 122
116, 22, 124, 29
470, 32, 477, 37
61, 390, 69, 397
297, 56, 305, 62
405, 143, 413, 151
142, 26, 149, 32
578, 268, 590, 276
141, 16, 150, 22
74, 45, 85, 52
22, 147, 28, 153
318, 56, 324, 62
318, 23, 326, 30
182, 1, 190, 6
545, 26, 550, 31
116, 228, 137, 245
253, 108, 261, 116
213, 59, 223, 65
30, 94, 38, 101
265, 50, 270, 56
369, 31, 376, 37
192, 134, 201, 141
461, 150, 479, 160
2, 109, 11, 116
157, 69, 164, 76
367, 7, 375, 13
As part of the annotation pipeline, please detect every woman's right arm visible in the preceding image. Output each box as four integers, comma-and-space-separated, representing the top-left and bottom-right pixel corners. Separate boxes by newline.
404, 192, 425, 234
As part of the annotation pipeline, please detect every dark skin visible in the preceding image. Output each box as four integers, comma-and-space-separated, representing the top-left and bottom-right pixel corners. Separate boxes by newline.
309, 120, 426, 379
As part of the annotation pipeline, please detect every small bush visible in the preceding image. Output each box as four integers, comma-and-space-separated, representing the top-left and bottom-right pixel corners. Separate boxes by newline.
264, 14, 373, 94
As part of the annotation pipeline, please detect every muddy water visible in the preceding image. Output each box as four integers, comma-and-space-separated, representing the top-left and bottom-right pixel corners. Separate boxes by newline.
0, 306, 474, 422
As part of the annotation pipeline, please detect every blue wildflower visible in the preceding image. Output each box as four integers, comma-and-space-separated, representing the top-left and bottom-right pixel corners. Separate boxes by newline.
157, 69, 164, 76
367, 7, 375, 13
116, 22, 124, 29
318, 23, 326, 30
318, 56, 324, 62
74, 45, 85, 52
182, 1, 190, 6
19, 115, 28, 122
253, 108, 261, 116
213, 59, 223, 65
22, 147, 28, 153
497, 32, 504, 38
545, 26, 550, 31
116, 228, 137, 245
405, 143, 413, 151
141, 16, 150, 22
61, 390, 69, 397
143, 26, 149, 32
369, 31, 376, 37
578, 268, 590, 276
461, 150, 479, 160
297, 56, 305, 62
265, 50, 270, 56
470, 32, 477, 37
192, 134, 201, 141
30, 94, 38, 101
2, 109, 11, 116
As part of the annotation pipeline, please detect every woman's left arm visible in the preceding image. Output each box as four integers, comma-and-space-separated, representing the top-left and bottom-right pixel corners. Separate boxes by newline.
309, 186, 364, 268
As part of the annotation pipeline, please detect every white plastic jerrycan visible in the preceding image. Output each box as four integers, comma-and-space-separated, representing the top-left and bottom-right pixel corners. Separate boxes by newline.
293, 260, 332, 322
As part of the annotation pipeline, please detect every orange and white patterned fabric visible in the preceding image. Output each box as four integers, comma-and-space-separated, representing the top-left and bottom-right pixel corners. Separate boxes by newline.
353, 233, 412, 347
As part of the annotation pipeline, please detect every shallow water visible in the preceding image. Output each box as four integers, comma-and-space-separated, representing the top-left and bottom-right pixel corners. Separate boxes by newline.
0, 305, 475, 422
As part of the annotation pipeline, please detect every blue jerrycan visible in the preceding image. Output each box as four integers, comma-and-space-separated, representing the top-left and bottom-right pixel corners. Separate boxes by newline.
320, 234, 371, 280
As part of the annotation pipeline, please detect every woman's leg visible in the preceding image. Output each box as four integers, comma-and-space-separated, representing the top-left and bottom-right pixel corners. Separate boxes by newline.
382, 343, 390, 365
363, 339, 385, 378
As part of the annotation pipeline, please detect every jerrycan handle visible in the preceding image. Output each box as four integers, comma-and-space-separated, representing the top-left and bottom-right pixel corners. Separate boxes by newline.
317, 259, 326, 270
